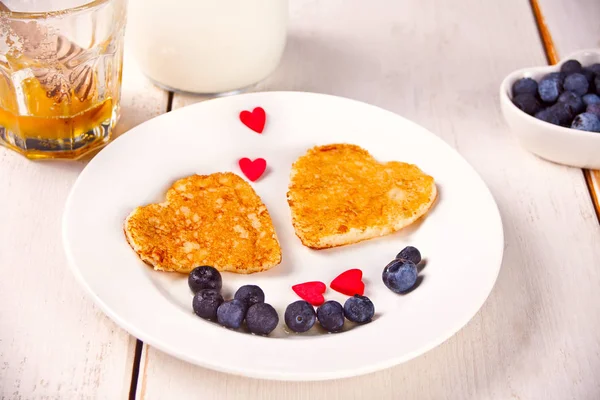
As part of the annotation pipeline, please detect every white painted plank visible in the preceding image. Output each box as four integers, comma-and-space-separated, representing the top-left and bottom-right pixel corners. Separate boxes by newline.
0, 37, 169, 397
139, 0, 600, 399
535, 0, 600, 219
537, 0, 600, 57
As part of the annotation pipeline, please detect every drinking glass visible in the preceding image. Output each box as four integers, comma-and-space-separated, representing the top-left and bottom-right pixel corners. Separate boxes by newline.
0, 0, 126, 159
127, 0, 288, 95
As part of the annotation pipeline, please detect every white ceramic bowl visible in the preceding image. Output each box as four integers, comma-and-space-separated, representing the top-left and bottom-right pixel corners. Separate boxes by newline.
500, 49, 600, 169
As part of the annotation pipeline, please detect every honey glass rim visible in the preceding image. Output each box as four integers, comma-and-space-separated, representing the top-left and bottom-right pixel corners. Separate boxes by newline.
0, 0, 112, 19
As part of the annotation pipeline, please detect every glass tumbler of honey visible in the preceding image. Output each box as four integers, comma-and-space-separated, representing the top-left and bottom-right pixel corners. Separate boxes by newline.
0, 0, 126, 160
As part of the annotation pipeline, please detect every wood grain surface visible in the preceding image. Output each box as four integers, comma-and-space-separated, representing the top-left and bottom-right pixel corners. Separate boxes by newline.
137, 1, 600, 398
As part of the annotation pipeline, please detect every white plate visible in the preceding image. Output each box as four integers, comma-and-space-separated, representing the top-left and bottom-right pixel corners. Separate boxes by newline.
63, 92, 503, 381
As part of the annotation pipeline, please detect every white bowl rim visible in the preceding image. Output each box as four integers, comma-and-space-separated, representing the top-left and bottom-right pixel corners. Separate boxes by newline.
500, 48, 600, 141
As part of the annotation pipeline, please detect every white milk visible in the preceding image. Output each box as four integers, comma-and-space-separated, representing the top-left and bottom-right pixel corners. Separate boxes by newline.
127, 0, 288, 94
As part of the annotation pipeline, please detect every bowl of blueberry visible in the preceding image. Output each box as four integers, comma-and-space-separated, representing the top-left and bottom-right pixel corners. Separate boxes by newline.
500, 49, 600, 169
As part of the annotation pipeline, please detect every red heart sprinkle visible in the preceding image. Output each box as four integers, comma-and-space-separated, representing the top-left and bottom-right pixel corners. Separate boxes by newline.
292, 281, 326, 306
238, 158, 267, 182
330, 269, 365, 296
239, 107, 266, 133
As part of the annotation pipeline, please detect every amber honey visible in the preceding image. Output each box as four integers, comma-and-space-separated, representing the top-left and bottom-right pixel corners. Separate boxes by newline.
0, 79, 116, 159
0, 63, 120, 159
0, 100, 115, 159
0, 1, 126, 160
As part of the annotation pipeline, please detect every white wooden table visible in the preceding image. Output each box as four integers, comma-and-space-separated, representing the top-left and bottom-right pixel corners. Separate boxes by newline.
2, 0, 600, 398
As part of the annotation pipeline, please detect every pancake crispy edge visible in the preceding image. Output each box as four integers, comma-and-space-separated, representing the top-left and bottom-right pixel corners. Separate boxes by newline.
287, 143, 437, 249
124, 172, 281, 274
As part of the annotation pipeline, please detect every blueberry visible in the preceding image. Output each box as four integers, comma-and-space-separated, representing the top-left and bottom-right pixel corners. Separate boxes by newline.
587, 103, 600, 117
583, 93, 600, 106
316, 301, 345, 332
596, 76, 600, 95
512, 78, 538, 97
246, 303, 279, 335
343, 295, 374, 324
571, 112, 600, 132
547, 102, 575, 126
587, 63, 600, 76
534, 108, 561, 125
188, 266, 222, 293
382, 259, 418, 293
545, 71, 566, 83
512, 93, 541, 116
581, 68, 596, 88
234, 285, 265, 308
284, 300, 316, 333
192, 289, 224, 320
564, 73, 589, 96
560, 59, 582, 75
557, 91, 585, 114
395, 246, 422, 265
538, 75, 563, 102
216, 299, 247, 329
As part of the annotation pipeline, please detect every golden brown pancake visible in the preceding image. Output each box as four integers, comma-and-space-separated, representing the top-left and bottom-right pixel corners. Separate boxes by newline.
287, 144, 437, 249
124, 172, 281, 274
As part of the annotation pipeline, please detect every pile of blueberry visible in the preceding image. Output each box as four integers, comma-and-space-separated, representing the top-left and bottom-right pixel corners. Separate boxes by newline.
382, 246, 421, 293
189, 266, 279, 336
512, 60, 600, 132
189, 264, 376, 335
284, 295, 375, 333
189, 245, 423, 336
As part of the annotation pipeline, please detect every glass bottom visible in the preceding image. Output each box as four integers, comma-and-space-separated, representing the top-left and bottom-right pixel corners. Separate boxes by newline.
148, 77, 258, 98
0, 104, 119, 160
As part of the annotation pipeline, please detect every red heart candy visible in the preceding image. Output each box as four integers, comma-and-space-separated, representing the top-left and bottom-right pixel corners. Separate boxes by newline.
238, 158, 267, 182
239, 107, 266, 133
330, 269, 365, 296
292, 281, 326, 306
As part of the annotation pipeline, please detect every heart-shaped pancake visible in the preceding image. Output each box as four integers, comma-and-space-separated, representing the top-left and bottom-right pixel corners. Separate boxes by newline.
124, 172, 281, 274
287, 144, 437, 249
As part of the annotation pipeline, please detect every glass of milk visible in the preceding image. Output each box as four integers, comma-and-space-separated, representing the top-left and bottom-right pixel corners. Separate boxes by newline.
127, 0, 288, 95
